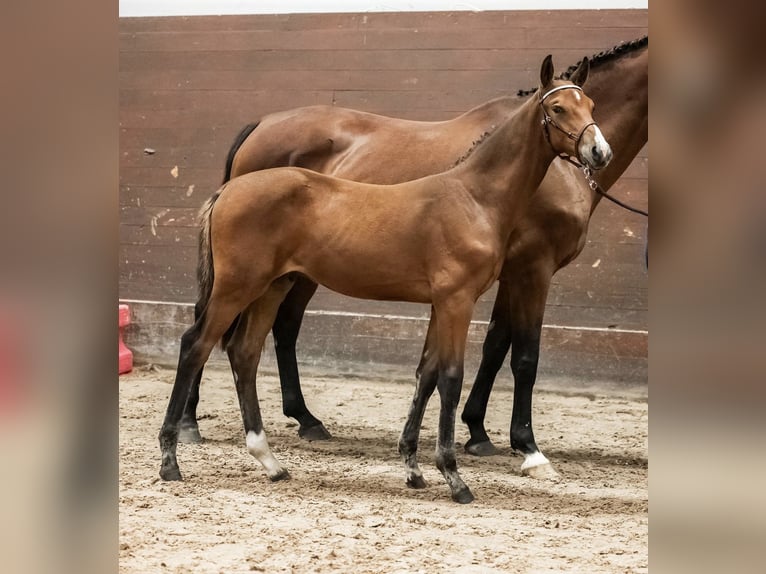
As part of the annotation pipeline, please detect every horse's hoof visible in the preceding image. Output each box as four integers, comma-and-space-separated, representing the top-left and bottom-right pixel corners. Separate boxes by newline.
269, 468, 290, 482
452, 487, 475, 504
465, 440, 499, 457
160, 466, 182, 481
406, 475, 428, 489
178, 426, 204, 444
299, 422, 332, 441
521, 462, 561, 481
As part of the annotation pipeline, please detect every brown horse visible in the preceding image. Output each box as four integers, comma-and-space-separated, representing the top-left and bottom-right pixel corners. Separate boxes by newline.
179, 38, 648, 480
159, 56, 610, 503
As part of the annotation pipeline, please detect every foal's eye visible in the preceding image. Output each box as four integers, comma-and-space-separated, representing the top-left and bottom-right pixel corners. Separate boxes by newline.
552, 105, 565, 114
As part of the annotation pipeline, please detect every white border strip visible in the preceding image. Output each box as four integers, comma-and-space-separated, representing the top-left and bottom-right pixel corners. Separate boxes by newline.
120, 299, 647, 335
120, 1, 647, 18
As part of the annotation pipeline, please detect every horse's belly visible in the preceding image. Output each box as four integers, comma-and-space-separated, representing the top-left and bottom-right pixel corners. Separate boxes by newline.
295, 256, 433, 303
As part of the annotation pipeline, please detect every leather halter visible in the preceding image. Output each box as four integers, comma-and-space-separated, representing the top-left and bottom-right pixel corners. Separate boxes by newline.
538, 85, 596, 166
539, 85, 648, 218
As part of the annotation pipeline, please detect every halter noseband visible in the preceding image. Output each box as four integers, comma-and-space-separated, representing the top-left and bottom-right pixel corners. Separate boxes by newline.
539, 84, 597, 166
539, 85, 647, 218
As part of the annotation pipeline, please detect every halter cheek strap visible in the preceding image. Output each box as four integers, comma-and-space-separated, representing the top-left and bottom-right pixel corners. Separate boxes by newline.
539, 85, 648, 218
538, 85, 596, 166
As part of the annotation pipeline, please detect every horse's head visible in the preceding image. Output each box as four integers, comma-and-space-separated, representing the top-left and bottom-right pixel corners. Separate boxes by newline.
538, 55, 613, 170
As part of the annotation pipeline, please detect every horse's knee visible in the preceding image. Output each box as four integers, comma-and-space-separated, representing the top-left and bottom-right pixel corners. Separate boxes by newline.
510, 348, 539, 381
483, 319, 512, 356
437, 364, 464, 406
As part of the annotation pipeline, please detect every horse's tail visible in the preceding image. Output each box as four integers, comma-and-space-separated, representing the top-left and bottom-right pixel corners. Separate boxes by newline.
195, 121, 259, 350
197, 189, 240, 351
196, 189, 241, 349
196, 192, 220, 321
222, 121, 260, 184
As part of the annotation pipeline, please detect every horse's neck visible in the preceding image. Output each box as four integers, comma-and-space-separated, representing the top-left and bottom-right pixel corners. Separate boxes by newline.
454, 95, 553, 223
455, 96, 519, 128
586, 50, 649, 196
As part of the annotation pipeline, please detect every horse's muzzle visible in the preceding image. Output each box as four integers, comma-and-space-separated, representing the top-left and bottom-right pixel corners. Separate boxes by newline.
578, 124, 612, 170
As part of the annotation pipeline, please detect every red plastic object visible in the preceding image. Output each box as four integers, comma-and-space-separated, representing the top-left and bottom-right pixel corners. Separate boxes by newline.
119, 304, 133, 374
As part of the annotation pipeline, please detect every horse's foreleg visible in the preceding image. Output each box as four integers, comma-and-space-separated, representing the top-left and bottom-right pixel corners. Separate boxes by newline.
433, 297, 475, 504
271, 276, 331, 441
228, 278, 295, 481
178, 300, 205, 444
399, 310, 439, 489
159, 297, 244, 481
506, 271, 560, 480
462, 280, 513, 456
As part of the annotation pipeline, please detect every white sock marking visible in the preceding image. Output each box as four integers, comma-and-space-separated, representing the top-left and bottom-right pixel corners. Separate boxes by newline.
521, 451, 550, 471
246, 430, 284, 478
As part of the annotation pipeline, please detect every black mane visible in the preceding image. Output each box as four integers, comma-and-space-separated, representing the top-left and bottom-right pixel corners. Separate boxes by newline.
517, 36, 648, 97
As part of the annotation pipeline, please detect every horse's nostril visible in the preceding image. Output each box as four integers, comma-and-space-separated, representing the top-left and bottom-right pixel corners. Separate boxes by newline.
591, 146, 602, 160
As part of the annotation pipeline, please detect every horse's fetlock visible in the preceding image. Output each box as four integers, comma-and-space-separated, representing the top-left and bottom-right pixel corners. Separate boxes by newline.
511, 426, 536, 453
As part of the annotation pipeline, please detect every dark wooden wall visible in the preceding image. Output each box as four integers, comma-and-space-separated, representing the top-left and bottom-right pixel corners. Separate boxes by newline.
120, 10, 648, 333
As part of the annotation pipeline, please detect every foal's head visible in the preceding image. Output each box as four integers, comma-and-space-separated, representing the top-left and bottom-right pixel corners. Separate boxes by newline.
538, 55, 613, 170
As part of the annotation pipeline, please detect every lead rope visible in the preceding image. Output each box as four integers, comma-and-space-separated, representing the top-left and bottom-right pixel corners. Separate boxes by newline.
560, 156, 649, 218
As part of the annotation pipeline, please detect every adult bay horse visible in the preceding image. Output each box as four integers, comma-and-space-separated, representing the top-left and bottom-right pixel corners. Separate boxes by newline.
179, 37, 648, 481
159, 56, 611, 503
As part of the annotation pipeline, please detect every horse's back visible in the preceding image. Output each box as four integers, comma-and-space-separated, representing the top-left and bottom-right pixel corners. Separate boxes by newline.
230, 104, 493, 184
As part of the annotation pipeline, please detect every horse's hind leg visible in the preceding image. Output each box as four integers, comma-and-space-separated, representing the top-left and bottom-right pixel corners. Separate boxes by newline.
271, 275, 331, 441
227, 277, 295, 481
159, 295, 246, 481
399, 310, 439, 489
178, 300, 205, 444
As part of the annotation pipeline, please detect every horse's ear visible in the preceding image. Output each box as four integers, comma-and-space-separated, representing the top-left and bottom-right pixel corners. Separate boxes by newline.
539, 55, 554, 89
569, 56, 590, 87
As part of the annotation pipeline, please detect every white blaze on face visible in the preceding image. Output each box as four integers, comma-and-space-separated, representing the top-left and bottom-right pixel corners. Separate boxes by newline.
246, 430, 284, 478
579, 124, 612, 168
592, 125, 611, 159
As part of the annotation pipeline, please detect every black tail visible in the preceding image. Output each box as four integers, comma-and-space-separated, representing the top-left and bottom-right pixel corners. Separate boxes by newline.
222, 122, 260, 184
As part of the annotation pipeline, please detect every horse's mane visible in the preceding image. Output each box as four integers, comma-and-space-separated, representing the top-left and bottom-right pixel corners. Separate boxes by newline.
453, 36, 648, 167
517, 36, 648, 97
452, 128, 497, 167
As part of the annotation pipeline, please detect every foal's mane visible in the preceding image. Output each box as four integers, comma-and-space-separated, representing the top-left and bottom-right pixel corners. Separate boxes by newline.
452, 129, 497, 167
517, 36, 649, 97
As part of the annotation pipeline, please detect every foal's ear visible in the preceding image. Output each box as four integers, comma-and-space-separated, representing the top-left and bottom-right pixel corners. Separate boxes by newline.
539, 55, 554, 88
569, 56, 590, 87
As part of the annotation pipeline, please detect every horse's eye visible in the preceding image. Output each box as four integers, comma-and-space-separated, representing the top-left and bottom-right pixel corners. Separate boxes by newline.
552, 105, 565, 114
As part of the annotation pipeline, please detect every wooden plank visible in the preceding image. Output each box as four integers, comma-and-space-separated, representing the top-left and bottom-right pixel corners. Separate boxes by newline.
120, 68, 537, 92
120, 223, 199, 247
120, 184, 216, 208
119, 11, 650, 34
119, 48, 590, 74
120, 28, 531, 52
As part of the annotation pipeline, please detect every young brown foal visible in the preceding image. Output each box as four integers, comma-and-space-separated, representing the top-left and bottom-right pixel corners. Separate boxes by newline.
159, 56, 611, 503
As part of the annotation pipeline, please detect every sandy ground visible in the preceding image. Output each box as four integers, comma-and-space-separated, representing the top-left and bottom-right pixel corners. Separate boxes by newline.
119, 364, 647, 573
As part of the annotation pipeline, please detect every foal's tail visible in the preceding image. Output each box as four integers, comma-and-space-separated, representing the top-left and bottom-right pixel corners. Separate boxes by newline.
196, 188, 240, 349
194, 121, 261, 348
222, 121, 260, 184
196, 191, 220, 322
